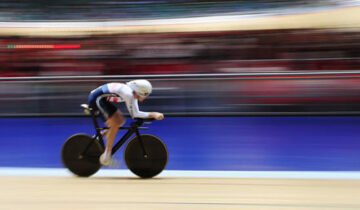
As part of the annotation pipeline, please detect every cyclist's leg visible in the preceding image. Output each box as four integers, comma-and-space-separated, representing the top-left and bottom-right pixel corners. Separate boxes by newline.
97, 98, 125, 165
102, 110, 124, 156
88, 89, 125, 165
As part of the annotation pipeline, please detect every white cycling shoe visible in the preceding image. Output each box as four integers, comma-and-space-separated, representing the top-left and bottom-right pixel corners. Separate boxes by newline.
99, 153, 112, 165
99, 153, 120, 168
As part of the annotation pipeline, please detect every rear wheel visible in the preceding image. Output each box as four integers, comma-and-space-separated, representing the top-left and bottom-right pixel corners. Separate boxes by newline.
61, 133, 103, 177
124, 134, 168, 178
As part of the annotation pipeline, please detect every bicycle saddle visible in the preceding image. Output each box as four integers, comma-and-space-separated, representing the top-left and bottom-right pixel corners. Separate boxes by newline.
81, 104, 92, 115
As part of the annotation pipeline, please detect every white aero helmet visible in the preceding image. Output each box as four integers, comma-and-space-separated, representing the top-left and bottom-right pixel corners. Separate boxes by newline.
126, 79, 152, 97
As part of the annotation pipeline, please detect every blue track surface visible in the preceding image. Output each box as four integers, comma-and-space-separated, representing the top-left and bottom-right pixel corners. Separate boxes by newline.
0, 116, 359, 170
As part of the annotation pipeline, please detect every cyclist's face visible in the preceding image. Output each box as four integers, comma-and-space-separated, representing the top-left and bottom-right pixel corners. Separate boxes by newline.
138, 95, 146, 102
134, 91, 146, 102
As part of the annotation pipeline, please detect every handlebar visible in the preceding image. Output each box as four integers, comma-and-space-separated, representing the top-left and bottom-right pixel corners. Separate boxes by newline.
130, 118, 155, 128
82, 104, 158, 131
134, 118, 155, 122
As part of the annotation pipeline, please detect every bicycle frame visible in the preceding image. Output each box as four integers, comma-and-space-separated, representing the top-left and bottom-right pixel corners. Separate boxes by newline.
89, 110, 149, 157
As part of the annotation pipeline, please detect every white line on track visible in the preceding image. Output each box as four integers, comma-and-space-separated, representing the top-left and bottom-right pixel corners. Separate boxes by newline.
1, 167, 360, 179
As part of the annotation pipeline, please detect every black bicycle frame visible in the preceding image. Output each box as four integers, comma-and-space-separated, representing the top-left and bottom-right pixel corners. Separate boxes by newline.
88, 110, 148, 157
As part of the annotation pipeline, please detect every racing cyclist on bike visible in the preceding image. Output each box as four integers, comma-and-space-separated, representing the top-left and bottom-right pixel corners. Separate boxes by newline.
88, 79, 164, 166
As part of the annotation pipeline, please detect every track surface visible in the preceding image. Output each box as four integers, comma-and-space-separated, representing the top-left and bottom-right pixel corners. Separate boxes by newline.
1, 176, 360, 210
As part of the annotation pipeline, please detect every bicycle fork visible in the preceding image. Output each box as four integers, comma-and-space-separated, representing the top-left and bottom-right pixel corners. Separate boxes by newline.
108, 127, 148, 159
135, 129, 148, 159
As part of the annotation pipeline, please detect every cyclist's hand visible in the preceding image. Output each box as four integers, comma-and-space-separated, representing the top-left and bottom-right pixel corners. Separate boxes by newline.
153, 112, 164, 120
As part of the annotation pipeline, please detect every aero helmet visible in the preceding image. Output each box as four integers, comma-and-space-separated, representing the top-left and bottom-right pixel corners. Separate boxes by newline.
126, 79, 152, 97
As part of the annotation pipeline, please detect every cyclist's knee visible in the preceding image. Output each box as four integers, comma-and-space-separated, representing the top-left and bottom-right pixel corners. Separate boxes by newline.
108, 111, 125, 125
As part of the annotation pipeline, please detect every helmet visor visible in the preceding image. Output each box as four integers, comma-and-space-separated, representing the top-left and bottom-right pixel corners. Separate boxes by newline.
140, 91, 150, 97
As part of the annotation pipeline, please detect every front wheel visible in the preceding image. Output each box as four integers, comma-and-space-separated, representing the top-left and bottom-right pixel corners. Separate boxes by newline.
124, 134, 168, 178
61, 133, 103, 177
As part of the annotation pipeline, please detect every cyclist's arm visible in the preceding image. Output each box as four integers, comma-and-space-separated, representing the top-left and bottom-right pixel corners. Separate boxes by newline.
148, 112, 164, 120
125, 95, 150, 118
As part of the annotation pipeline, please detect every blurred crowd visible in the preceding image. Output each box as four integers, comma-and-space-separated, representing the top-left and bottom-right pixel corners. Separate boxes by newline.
1, 0, 360, 116
1, 29, 360, 77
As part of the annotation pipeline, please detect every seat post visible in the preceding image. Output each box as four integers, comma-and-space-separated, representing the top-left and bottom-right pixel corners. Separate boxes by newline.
90, 111, 102, 137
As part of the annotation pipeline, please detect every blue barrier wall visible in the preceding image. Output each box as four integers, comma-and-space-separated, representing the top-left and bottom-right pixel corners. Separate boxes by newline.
0, 116, 359, 170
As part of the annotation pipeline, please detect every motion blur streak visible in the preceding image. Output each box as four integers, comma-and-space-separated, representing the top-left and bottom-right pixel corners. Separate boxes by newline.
1, 73, 360, 116
7, 44, 81, 49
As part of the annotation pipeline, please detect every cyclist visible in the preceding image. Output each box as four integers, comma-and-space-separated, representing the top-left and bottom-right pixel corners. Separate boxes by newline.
88, 79, 164, 166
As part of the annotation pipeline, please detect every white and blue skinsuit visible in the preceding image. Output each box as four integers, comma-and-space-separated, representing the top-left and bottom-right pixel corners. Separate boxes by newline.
88, 83, 150, 120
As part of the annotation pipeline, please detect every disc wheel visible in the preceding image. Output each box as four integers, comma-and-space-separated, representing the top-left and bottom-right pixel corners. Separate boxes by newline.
124, 134, 168, 178
61, 133, 103, 177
